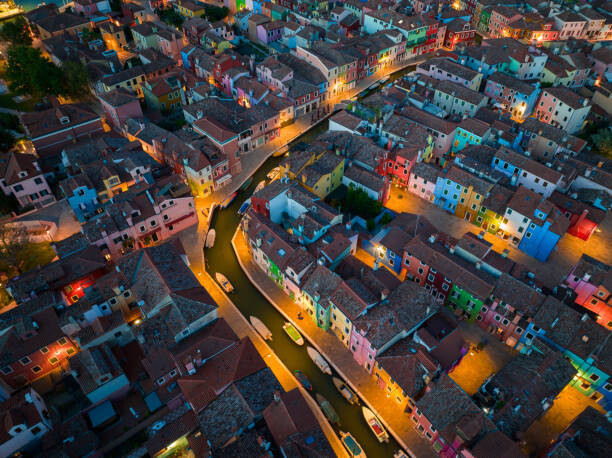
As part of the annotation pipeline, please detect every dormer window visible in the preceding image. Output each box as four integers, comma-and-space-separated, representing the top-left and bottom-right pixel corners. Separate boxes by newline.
60, 116, 70, 125
18, 171, 27, 178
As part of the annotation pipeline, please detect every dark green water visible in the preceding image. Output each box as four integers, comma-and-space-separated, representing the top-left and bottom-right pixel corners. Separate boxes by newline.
205, 130, 400, 457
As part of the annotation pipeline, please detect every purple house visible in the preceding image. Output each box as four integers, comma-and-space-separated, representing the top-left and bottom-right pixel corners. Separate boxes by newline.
350, 281, 439, 373
257, 20, 285, 45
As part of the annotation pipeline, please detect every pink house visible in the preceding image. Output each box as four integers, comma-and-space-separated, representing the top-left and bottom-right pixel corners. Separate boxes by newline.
156, 27, 185, 64
350, 282, 438, 373
0, 152, 54, 208
257, 21, 285, 45
73, 0, 110, 16
83, 175, 197, 260
533, 87, 591, 134
566, 254, 612, 330
97, 89, 143, 131
407, 162, 440, 202
588, 47, 612, 81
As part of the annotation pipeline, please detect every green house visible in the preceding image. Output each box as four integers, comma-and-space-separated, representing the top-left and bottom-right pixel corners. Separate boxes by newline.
447, 285, 487, 322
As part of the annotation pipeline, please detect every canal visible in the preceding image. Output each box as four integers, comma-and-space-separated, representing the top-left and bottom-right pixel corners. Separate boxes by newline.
205, 64, 418, 457
205, 137, 400, 457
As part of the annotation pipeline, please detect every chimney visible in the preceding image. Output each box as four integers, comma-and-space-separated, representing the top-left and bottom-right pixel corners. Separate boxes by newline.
475, 261, 482, 269
477, 231, 485, 239
273, 390, 281, 402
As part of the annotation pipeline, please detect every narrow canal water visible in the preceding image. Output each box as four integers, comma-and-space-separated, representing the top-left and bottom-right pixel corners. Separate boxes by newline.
205, 122, 401, 457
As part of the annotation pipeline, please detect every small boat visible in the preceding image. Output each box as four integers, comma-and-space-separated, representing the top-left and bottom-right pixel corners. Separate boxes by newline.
215, 273, 234, 293
316, 393, 340, 426
339, 431, 366, 458
394, 450, 411, 458
240, 177, 253, 191
333, 376, 359, 405
379, 75, 390, 84
253, 180, 265, 194
266, 167, 280, 181
250, 316, 272, 341
282, 322, 304, 345
294, 370, 312, 390
369, 81, 380, 90
362, 406, 389, 443
205, 229, 216, 248
273, 145, 288, 157
307, 346, 332, 375
237, 198, 251, 215
220, 192, 237, 209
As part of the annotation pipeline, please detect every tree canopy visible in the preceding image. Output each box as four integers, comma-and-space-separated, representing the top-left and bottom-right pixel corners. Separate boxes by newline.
0, 16, 32, 46
4, 45, 89, 99
202, 6, 229, 22
157, 8, 184, 28
344, 185, 382, 220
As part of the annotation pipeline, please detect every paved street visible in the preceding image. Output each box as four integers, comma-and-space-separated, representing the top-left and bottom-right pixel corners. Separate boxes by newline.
233, 229, 436, 458
385, 186, 612, 289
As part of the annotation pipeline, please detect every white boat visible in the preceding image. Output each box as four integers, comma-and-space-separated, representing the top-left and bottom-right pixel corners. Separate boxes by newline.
215, 273, 234, 293
282, 322, 304, 345
205, 229, 216, 248
307, 346, 332, 375
379, 75, 390, 84
253, 180, 266, 194
333, 376, 360, 405
339, 431, 366, 458
250, 316, 272, 341
362, 406, 389, 443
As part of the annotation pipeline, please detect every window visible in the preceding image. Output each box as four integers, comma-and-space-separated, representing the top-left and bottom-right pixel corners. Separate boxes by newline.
427, 274, 434, 282
31, 426, 42, 434
66, 348, 75, 356
40, 347, 49, 354
57, 338, 67, 345
49, 357, 59, 365
20, 356, 31, 365
589, 373, 600, 382
1, 366, 13, 375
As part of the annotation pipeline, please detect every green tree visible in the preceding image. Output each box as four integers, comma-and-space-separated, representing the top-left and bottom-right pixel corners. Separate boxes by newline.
157, 8, 184, 28
202, 6, 229, 22
61, 60, 90, 99
0, 16, 32, 46
591, 127, 612, 159
110, 0, 122, 12
5, 45, 62, 97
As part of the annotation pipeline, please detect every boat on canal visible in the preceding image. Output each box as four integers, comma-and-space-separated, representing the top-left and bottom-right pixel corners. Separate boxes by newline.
333, 376, 360, 405
294, 370, 312, 390
282, 322, 304, 345
307, 346, 332, 375
394, 450, 411, 458
215, 273, 234, 293
240, 177, 253, 191
266, 167, 281, 181
237, 198, 251, 215
315, 393, 340, 426
253, 180, 266, 194
339, 431, 367, 458
273, 145, 289, 157
220, 192, 237, 209
205, 229, 216, 248
362, 406, 389, 443
249, 316, 272, 341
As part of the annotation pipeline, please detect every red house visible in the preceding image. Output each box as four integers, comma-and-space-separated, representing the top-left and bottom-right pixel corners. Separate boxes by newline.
0, 306, 77, 392
549, 191, 606, 241
444, 18, 476, 50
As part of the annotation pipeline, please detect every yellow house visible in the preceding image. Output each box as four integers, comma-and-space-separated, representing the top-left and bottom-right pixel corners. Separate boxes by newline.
279, 150, 321, 179
100, 22, 127, 52
298, 153, 345, 198
175, 0, 206, 17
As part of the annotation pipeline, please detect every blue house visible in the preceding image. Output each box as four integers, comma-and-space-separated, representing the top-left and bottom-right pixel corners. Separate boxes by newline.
59, 173, 99, 222
361, 225, 411, 276
451, 118, 490, 154
433, 170, 465, 214
517, 203, 568, 261
181, 45, 198, 71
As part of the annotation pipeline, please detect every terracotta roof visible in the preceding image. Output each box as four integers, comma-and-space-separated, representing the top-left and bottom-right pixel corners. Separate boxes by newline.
20, 103, 99, 140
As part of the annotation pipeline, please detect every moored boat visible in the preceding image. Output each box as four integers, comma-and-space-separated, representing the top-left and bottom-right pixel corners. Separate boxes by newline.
362, 406, 389, 443
332, 376, 359, 405
205, 229, 216, 248
294, 370, 312, 390
253, 180, 266, 194
273, 145, 288, 157
266, 167, 281, 181
282, 322, 304, 345
220, 192, 237, 208
307, 346, 332, 375
339, 431, 366, 458
240, 177, 253, 191
315, 393, 340, 426
249, 316, 272, 341
394, 450, 411, 458
237, 198, 251, 215
215, 273, 234, 293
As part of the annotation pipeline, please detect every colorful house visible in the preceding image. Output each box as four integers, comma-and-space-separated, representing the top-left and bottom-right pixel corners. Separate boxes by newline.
451, 118, 490, 154
549, 191, 606, 241
0, 152, 55, 209
97, 89, 143, 131
484, 71, 539, 120
565, 254, 612, 331
300, 265, 342, 330
533, 86, 591, 134
296, 153, 345, 198
59, 173, 99, 222
408, 162, 441, 202
174, 0, 206, 17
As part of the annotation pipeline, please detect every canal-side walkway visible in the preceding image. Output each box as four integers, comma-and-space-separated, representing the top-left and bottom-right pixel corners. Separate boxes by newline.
232, 229, 436, 458
179, 231, 348, 457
